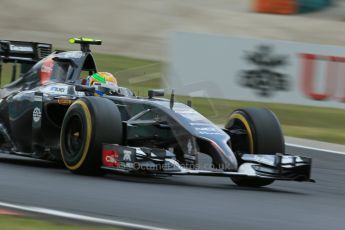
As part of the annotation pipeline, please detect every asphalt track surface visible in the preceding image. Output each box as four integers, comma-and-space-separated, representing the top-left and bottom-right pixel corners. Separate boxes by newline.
0, 146, 345, 230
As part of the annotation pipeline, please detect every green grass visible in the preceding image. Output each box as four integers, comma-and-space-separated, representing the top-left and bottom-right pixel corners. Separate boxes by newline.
175, 96, 345, 144
1, 53, 344, 144
0, 216, 121, 230
0, 64, 20, 86
93, 53, 163, 96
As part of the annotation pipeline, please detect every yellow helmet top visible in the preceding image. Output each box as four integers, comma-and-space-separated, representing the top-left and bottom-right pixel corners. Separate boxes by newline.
88, 72, 118, 96
89, 72, 117, 86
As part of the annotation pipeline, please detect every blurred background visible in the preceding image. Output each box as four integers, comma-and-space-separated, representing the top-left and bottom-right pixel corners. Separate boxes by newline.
1, 0, 344, 145
1, 0, 345, 59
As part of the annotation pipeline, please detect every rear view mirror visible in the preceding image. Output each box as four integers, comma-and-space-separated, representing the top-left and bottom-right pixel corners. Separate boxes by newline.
148, 89, 164, 99
75, 85, 95, 94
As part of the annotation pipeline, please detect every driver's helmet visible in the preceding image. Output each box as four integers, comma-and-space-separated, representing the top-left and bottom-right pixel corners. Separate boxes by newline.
87, 72, 118, 96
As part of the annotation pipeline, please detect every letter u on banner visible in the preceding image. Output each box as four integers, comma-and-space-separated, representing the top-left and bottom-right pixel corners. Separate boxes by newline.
299, 53, 337, 101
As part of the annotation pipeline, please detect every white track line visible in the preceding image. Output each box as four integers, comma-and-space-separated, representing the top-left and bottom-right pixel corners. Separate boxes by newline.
286, 143, 345, 155
0, 201, 171, 230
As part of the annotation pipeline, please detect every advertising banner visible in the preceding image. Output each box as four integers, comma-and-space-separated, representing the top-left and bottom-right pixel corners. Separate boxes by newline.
167, 32, 345, 109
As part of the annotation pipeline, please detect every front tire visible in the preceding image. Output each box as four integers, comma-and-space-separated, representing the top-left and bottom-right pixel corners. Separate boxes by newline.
60, 97, 122, 175
225, 108, 285, 187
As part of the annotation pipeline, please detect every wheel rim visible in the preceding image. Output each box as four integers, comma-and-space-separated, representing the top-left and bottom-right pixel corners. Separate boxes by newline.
227, 116, 253, 154
64, 114, 85, 161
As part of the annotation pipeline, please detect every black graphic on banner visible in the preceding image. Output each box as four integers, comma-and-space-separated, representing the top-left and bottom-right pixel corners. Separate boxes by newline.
238, 45, 291, 97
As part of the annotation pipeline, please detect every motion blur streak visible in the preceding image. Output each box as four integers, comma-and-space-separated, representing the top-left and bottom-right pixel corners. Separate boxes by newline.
0, 0, 344, 60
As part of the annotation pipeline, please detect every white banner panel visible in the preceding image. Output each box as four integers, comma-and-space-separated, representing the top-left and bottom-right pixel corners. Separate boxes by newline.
167, 32, 345, 109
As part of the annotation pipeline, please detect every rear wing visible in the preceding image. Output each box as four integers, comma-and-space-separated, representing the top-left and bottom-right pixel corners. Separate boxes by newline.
0, 40, 52, 64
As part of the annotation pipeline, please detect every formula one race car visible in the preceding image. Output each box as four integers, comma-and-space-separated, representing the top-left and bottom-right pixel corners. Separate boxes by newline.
0, 38, 313, 187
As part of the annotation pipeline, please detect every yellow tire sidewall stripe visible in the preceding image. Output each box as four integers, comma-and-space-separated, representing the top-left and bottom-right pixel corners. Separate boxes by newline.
229, 113, 254, 154
61, 100, 92, 171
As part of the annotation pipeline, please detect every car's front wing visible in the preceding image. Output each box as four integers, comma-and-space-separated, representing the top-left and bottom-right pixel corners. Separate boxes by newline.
101, 144, 314, 182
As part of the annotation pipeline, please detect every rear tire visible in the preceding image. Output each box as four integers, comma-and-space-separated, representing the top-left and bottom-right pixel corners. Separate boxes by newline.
60, 97, 122, 175
225, 108, 284, 187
